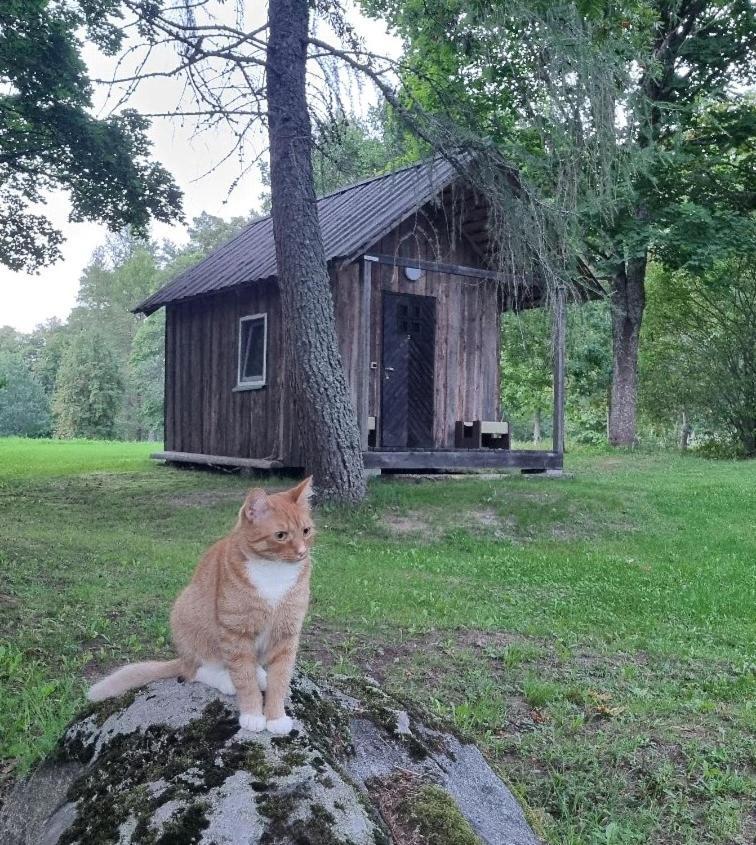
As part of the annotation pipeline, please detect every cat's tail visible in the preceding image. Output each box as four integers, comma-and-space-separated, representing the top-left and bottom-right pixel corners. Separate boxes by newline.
87, 658, 184, 702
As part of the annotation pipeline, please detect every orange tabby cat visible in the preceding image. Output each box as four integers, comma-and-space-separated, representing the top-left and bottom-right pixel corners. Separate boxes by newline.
88, 478, 314, 735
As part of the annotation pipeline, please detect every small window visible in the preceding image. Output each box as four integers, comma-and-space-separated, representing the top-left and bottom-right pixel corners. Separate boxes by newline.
237, 314, 267, 389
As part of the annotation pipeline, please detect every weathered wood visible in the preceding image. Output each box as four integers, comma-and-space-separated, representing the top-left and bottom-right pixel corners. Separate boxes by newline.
164, 284, 293, 463
381, 291, 436, 448
161, 192, 532, 468
358, 258, 372, 450
363, 449, 563, 471
552, 287, 566, 455
455, 420, 510, 448
368, 214, 500, 449
164, 306, 174, 449
152, 451, 283, 469
364, 252, 501, 281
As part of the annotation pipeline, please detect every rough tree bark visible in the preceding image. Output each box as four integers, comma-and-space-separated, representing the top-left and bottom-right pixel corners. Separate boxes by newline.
608, 253, 646, 446
266, 0, 366, 501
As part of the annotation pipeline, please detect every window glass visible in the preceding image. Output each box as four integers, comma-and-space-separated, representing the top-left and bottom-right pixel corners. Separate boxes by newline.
239, 315, 266, 385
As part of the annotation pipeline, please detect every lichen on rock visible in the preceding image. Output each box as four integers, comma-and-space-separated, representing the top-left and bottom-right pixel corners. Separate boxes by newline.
0, 673, 540, 845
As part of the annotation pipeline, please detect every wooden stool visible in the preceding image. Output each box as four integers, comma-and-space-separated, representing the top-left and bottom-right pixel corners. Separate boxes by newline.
455, 420, 510, 449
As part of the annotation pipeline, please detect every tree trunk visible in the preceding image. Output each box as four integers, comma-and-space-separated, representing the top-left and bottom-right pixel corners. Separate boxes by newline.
734, 415, 756, 457
266, 0, 366, 501
679, 411, 691, 451
533, 408, 542, 445
608, 254, 646, 446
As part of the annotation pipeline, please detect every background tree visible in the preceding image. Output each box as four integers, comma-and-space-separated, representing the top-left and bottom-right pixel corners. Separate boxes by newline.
641, 253, 756, 456
0, 1, 182, 272
502, 301, 612, 446
0, 349, 51, 437
363, 0, 756, 446
501, 309, 553, 444
23, 320, 69, 397
52, 330, 123, 439
128, 313, 165, 440
602, 1, 756, 446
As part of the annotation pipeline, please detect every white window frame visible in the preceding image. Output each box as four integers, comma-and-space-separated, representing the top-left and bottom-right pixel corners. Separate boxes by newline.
235, 313, 267, 391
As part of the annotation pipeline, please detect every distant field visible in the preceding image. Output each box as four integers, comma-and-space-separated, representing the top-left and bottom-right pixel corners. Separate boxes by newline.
0, 437, 754, 843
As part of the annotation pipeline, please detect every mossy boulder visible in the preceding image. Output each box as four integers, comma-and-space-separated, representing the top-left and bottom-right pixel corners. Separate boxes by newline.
0, 674, 539, 844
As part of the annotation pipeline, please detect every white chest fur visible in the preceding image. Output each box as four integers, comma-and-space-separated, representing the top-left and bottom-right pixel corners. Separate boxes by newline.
245, 559, 303, 607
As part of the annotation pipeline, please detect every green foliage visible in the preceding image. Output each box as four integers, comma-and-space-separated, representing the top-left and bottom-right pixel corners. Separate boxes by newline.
501, 309, 553, 443
0, 1, 182, 271
184, 211, 252, 256
651, 96, 756, 273
363, 0, 650, 248
501, 300, 612, 445
128, 313, 165, 439
29, 322, 71, 397
0, 350, 51, 436
52, 330, 123, 439
311, 111, 406, 195
640, 253, 756, 455
258, 110, 404, 211
0, 213, 253, 444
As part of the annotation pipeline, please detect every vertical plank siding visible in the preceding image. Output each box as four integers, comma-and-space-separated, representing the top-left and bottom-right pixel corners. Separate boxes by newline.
165, 281, 303, 464
164, 201, 503, 462
363, 209, 501, 448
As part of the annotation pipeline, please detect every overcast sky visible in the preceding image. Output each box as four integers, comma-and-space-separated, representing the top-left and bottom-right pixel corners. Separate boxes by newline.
2, 4, 399, 332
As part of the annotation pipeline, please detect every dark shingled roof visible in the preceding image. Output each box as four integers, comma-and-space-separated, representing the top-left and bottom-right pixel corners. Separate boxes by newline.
135, 157, 460, 315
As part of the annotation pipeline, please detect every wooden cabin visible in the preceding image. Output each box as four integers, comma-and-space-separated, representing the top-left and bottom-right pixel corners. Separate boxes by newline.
136, 158, 565, 474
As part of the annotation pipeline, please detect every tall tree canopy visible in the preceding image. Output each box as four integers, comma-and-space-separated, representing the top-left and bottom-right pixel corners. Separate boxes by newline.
52, 329, 123, 439
641, 249, 756, 456
363, 0, 756, 445
0, 0, 182, 271
0, 347, 51, 437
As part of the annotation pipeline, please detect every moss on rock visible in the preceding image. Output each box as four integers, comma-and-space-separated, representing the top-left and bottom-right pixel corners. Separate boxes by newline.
57, 700, 241, 844
400, 784, 480, 845
153, 800, 210, 845
289, 679, 353, 759
368, 772, 481, 845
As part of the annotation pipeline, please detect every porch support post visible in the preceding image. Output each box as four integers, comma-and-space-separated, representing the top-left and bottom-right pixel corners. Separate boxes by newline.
358, 257, 372, 450
552, 286, 566, 455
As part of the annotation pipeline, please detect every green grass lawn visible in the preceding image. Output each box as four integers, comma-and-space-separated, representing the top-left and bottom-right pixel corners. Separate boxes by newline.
1, 437, 754, 844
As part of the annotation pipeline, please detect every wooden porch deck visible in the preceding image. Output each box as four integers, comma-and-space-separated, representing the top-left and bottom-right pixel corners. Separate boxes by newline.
152, 448, 562, 474
362, 448, 562, 472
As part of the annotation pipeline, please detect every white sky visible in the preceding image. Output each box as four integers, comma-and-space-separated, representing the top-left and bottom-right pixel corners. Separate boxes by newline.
1, 3, 400, 332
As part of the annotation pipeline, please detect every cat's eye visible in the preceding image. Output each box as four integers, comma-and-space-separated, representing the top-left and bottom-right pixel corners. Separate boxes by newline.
274, 531, 288, 541
303, 527, 312, 537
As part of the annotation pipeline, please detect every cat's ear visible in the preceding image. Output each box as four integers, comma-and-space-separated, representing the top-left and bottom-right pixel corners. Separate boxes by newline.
289, 476, 314, 508
242, 488, 270, 522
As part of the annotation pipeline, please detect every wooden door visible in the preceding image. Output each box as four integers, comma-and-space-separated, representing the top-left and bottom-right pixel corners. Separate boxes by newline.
381, 291, 436, 447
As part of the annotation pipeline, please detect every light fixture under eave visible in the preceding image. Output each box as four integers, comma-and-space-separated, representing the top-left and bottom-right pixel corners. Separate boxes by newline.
404, 266, 423, 282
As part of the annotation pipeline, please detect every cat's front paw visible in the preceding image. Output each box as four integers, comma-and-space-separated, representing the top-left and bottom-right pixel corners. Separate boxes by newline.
239, 712, 266, 732
266, 715, 294, 735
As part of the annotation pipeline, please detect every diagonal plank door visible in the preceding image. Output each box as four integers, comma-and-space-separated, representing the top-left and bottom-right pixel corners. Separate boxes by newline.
381, 291, 436, 448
